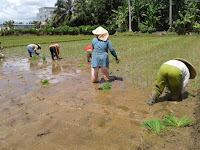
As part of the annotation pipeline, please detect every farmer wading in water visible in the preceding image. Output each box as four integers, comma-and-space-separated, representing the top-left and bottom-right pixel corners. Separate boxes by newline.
91, 26, 119, 83
147, 58, 197, 105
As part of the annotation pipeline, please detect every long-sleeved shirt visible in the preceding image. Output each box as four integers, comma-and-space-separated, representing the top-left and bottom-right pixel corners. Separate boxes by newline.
28, 44, 40, 51
91, 37, 117, 68
164, 60, 190, 94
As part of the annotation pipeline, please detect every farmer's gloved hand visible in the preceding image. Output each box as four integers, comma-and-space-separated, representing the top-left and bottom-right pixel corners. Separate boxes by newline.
116, 58, 120, 64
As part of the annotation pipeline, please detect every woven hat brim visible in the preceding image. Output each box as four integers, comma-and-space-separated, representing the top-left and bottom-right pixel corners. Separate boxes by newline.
175, 58, 197, 79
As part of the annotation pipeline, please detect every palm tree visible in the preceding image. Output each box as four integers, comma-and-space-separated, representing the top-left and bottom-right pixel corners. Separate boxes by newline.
128, 0, 132, 31
54, 0, 74, 26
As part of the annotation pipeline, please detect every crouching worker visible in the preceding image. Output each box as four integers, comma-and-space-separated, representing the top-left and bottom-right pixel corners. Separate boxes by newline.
27, 44, 41, 58
0, 42, 5, 59
49, 44, 60, 60
147, 58, 197, 105
85, 45, 94, 62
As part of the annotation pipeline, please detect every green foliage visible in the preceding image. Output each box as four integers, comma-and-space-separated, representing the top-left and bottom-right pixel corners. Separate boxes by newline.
139, 23, 156, 33
162, 114, 194, 127
174, 0, 200, 34
141, 118, 165, 135
100, 83, 111, 90
41, 80, 49, 85
112, 3, 129, 32
31, 56, 38, 60
193, 22, 200, 34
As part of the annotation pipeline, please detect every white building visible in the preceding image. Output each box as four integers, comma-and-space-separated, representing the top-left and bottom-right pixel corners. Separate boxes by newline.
37, 7, 56, 23
13, 24, 34, 29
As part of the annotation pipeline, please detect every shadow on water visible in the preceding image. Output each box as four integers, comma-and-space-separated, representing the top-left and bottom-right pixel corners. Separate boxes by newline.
156, 91, 191, 104
99, 76, 123, 83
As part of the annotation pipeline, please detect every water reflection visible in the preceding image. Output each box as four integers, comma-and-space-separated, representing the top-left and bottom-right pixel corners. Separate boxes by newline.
52, 63, 61, 75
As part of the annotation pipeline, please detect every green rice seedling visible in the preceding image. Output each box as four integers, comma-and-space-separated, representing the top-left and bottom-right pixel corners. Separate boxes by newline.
31, 56, 38, 60
41, 80, 49, 85
78, 64, 84, 67
162, 114, 194, 127
100, 83, 111, 90
141, 118, 165, 135
42, 56, 46, 62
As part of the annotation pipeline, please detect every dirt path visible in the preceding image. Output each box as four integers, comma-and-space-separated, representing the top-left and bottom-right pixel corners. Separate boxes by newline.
0, 58, 198, 150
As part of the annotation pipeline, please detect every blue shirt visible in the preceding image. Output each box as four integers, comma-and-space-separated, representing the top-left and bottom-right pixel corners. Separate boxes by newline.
91, 37, 117, 68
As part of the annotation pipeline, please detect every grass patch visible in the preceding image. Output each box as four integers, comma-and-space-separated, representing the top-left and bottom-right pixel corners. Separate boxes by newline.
41, 80, 49, 85
141, 118, 165, 135
162, 114, 194, 127
99, 83, 111, 90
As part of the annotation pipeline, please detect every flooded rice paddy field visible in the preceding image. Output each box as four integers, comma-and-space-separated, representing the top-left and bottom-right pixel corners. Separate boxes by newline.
0, 36, 200, 150
0, 57, 198, 150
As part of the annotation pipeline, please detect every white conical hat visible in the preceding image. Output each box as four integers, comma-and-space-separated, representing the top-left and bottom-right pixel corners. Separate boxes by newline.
175, 58, 197, 79
92, 26, 109, 41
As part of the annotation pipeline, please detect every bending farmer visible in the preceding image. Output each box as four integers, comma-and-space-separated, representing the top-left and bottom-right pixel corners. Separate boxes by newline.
85, 45, 94, 62
91, 26, 119, 83
49, 44, 60, 60
147, 58, 196, 105
27, 44, 41, 58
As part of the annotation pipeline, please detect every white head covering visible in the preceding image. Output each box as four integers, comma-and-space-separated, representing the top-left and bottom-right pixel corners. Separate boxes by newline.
92, 26, 109, 41
54, 44, 60, 48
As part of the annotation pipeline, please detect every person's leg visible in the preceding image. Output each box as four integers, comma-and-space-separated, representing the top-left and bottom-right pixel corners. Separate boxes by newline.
100, 66, 109, 82
27, 46, 34, 57
50, 47, 55, 60
167, 66, 182, 100
86, 50, 93, 62
91, 67, 99, 83
147, 65, 168, 105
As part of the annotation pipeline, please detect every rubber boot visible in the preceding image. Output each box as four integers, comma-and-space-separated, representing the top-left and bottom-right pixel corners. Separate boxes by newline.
147, 91, 158, 105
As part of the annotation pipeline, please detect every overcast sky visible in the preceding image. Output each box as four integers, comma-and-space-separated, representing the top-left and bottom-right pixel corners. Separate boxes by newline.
0, 0, 57, 24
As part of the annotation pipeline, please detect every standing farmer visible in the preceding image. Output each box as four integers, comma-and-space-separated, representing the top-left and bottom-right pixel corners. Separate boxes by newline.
91, 26, 119, 83
49, 44, 60, 60
27, 44, 41, 58
147, 58, 197, 105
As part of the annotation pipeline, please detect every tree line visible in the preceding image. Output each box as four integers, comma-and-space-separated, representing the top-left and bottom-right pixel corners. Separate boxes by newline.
50, 0, 200, 34
1, 0, 200, 35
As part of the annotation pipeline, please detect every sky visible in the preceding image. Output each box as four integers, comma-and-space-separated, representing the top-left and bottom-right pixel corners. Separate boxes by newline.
0, 0, 57, 24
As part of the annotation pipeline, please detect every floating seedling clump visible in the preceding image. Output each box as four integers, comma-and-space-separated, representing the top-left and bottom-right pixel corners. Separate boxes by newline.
99, 83, 111, 90
31, 56, 38, 60
41, 80, 49, 85
42, 56, 46, 62
78, 64, 84, 67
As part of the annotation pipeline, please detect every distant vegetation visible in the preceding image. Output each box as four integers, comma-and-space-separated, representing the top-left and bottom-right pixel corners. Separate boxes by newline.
1, 0, 200, 36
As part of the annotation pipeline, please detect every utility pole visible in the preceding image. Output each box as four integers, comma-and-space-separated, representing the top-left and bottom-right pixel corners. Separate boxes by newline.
128, 0, 132, 31
169, 0, 172, 32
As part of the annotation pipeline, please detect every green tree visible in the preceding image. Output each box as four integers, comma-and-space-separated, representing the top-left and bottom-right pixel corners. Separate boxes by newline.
54, 0, 74, 26
112, 3, 129, 32
3, 20, 15, 30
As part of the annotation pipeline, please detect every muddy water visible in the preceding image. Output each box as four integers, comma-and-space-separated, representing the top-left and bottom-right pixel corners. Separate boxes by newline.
0, 58, 197, 150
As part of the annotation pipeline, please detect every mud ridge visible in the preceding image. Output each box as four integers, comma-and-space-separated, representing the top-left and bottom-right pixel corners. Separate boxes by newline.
3, 38, 90, 48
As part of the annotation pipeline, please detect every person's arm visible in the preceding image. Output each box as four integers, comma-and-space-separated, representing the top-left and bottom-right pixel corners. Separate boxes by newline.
181, 70, 190, 95
107, 40, 118, 61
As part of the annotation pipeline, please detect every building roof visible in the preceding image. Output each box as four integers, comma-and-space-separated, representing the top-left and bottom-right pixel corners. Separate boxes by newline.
39, 7, 56, 9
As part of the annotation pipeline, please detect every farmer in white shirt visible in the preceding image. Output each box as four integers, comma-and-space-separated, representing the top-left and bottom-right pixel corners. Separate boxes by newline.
27, 44, 41, 58
147, 58, 196, 105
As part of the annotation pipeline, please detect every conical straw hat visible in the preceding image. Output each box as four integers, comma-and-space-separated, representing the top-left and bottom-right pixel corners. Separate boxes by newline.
175, 58, 197, 79
92, 26, 109, 41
